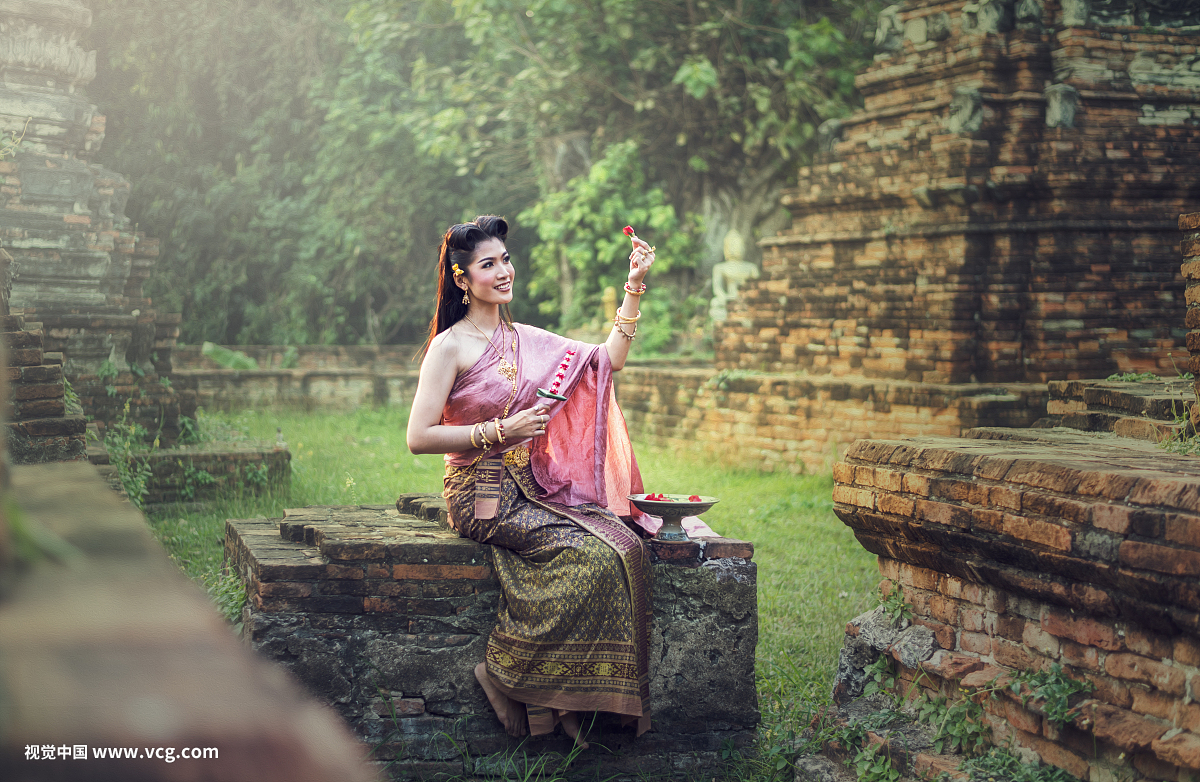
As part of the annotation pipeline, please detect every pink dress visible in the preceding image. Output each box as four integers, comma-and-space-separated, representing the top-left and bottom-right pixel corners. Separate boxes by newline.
441, 322, 652, 737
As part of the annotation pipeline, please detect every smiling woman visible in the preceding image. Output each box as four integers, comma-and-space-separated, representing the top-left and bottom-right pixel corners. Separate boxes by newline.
405, 214, 661, 748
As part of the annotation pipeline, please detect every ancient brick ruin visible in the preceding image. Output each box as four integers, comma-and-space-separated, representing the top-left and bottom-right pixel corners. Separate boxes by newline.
0, 0, 192, 444
817, 214, 1200, 782
2, 311, 85, 463
831, 427, 1200, 781
619, 0, 1200, 473
226, 496, 759, 779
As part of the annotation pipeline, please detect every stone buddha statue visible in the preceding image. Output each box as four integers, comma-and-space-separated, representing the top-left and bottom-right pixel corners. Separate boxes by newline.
709, 229, 759, 322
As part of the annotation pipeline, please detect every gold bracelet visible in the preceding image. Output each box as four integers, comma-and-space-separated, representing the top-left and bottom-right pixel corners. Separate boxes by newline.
613, 321, 637, 340
470, 423, 480, 450
624, 281, 646, 296
494, 417, 506, 445
614, 307, 641, 324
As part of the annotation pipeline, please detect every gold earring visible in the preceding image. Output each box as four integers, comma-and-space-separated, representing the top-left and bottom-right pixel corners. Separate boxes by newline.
462, 289, 470, 305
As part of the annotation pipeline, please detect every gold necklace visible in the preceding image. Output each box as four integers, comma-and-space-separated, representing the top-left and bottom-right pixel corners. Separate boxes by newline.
463, 315, 518, 382
462, 315, 519, 467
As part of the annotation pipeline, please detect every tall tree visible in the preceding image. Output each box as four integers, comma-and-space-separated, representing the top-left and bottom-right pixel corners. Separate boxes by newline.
390, 0, 873, 273
85, 0, 875, 344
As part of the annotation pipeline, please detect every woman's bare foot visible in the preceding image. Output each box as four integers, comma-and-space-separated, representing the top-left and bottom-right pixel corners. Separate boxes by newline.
475, 663, 527, 737
555, 709, 590, 750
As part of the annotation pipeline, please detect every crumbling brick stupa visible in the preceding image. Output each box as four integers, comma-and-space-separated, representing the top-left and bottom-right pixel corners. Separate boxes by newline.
0, 0, 191, 445
617, 0, 1200, 473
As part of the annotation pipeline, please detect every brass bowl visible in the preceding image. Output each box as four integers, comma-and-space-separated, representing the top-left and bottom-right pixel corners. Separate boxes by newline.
627, 494, 719, 543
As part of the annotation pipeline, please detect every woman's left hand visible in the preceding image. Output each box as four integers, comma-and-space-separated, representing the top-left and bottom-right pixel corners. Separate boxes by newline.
629, 238, 655, 282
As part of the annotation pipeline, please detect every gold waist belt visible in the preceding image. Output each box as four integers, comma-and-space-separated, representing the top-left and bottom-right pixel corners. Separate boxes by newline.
503, 445, 531, 469
446, 445, 530, 480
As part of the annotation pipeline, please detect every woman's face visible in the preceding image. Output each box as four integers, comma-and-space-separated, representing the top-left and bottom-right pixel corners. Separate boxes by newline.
462, 237, 514, 305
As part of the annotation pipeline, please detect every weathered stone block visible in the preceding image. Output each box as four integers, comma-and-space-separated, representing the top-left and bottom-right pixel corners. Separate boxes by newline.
227, 503, 759, 778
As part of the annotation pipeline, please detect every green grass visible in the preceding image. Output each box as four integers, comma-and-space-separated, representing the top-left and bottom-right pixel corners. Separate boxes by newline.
146, 406, 879, 779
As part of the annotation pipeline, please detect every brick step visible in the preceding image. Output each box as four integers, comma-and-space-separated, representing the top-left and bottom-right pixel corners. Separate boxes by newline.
6, 415, 87, 438
11, 398, 64, 420
2, 328, 43, 350
801, 693, 967, 782
1111, 416, 1184, 442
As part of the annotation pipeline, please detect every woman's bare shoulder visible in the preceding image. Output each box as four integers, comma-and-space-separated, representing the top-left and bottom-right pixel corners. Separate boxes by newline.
424, 329, 460, 369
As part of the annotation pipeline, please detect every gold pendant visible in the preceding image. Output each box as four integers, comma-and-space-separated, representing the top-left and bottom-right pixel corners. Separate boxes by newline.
498, 360, 517, 381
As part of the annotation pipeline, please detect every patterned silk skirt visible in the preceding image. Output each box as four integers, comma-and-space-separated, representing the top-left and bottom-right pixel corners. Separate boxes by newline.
444, 446, 652, 736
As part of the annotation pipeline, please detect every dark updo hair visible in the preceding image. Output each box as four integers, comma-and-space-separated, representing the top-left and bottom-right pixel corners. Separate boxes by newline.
420, 215, 510, 355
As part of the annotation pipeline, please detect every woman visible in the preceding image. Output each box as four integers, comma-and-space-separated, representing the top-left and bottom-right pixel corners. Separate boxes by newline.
406, 215, 657, 747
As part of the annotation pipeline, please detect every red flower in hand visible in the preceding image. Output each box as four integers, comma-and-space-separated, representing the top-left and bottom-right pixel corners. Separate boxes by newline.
623, 225, 635, 237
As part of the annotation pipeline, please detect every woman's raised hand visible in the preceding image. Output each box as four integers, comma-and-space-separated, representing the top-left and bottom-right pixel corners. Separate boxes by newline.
506, 404, 550, 440
628, 237, 655, 282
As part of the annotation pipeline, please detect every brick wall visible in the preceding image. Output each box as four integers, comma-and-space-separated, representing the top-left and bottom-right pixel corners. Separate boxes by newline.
615, 366, 1046, 473
0, 0, 191, 444
3, 314, 86, 463
1184, 213, 1200, 390
833, 427, 1200, 780
716, 0, 1197, 383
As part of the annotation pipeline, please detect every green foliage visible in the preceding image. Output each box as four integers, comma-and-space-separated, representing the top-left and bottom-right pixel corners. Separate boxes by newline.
1156, 396, 1200, 456
1106, 371, 1160, 382
206, 568, 248, 626
98, 359, 118, 397
1010, 664, 1094, 729
201, 341, 259, 370
0, 117, 29, 159
104, 401, 153, 509
519, 140, 704, 333
62, 377, 80, 409
962, 746, 1082, 782
243, 461, 270, 489
87, 0, 876, 347
862, 655, 901, 705
878, 579, 913, 626
813, 709, 908, 782
178, 415, 202, 445
179, 461, 218, 502
852, 740, 902, 782
913, 688, 992, 755
909, 664, 1092, 763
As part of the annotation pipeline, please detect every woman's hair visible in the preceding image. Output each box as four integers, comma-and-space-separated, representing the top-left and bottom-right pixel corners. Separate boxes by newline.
420, 215, 510, 356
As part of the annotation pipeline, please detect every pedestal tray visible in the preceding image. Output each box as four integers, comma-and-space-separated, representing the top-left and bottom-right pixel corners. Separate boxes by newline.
628, 494, 719, 543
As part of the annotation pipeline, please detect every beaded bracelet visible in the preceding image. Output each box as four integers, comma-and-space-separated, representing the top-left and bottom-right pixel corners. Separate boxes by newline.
624, 281, 647, 296
479, 422, 493, 449
494, 418, 506, 445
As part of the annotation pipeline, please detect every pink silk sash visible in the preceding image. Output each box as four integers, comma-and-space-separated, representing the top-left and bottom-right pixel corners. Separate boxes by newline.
442, 323, 654, 532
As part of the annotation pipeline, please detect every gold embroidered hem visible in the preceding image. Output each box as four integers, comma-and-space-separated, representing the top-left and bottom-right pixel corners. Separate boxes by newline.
443, 446, 652, 737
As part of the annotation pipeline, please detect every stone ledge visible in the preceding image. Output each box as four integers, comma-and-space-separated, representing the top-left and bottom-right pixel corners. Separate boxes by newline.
0, 461, 374, 780
835, 428, 1200, 637
226, 499, 760, 778
1036, 377, 1194, 440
